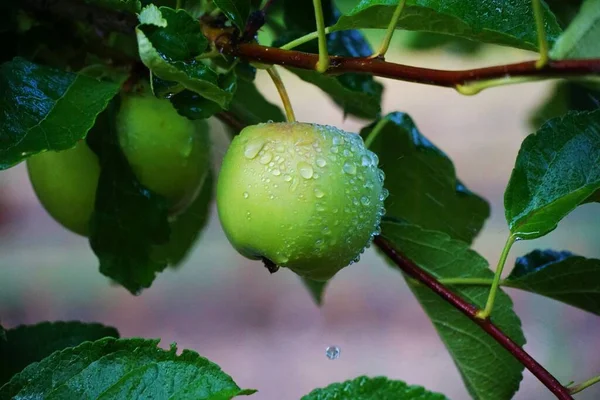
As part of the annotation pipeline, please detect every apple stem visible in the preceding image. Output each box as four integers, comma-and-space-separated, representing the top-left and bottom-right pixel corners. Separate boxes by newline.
266, 66, 296, 123
261, 257, 280, 274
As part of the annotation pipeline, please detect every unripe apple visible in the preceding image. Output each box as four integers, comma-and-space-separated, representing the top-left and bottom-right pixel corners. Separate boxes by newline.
27, 140, 100, 236
27, 92, 210, 236
217, 122, 387, 281
117, 92, 211, 215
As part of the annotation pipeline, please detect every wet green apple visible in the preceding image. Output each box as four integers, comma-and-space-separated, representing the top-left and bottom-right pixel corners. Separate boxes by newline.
27, 92, 210, 236
27, 140, 100, 236
217, 122, 387, 281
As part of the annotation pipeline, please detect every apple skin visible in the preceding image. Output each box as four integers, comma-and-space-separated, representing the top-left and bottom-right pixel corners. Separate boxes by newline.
27, 93, 211, 236
117, 92, 211, 215
217, 122, 387, 281
27, 140, 101, 236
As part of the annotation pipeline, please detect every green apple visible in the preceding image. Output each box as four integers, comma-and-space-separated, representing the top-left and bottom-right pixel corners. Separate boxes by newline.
117, 92, 211, 215
27, 92, 211, 236
27, 140, 100, 236
217, 122, 387, 281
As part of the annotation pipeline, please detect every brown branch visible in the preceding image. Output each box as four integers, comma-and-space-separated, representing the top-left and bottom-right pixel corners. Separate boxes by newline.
374, 236, 573, 400
201, 20, 600, 88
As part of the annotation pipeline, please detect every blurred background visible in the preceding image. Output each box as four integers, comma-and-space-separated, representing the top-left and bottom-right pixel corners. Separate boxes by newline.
1, 30, 600, 400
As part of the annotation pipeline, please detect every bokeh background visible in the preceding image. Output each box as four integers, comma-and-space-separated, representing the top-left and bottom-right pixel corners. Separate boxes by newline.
1, 27, 600, 400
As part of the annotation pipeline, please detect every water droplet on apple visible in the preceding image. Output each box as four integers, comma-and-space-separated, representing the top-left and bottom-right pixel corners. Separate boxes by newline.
283, 174, 292, 182
360, 196, 370, 206
244, 139, 265, 159
298, 162, 314, 179
259, 152, 273, 164
343, 162, 357, 175
243, 192, 249, 199
272, 169, 281, 176
316, 157, 327, 167
314, 188, 325, 198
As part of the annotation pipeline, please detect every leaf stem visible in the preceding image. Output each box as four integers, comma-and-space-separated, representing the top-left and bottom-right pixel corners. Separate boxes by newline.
279, 28, 332, 51
372, 0, 406, 58
176, 0, 182, 9
364, 117, 390, 148
266, 66, 296, 122
455, 76, 547, 95
439, 277, 497, 286
569, 375, 600, 394
373, 236, 573, 400
313, 0, 330, 72
476, 234, 516, 320
532, 0, 550, 69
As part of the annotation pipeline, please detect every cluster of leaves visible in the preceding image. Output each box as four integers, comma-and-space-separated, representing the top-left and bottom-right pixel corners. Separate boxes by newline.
1, 0, 600, 398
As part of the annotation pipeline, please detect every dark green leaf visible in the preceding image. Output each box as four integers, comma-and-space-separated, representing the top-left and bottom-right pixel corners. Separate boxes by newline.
400, 31, 482, 55
87, 103, 171, 295
276, 5, 384, 120
544, 0, 585, 28
332, 0, 562, 51
214, 0, 251, 32
229, 78, 286, 126
0, 321, 119, 386
301, 278, 328, 306
0, 337, 256, 399
289, 67, 382, 119
153, 170, 214, 267
551, 0, 600, 59
362, 113, 489, 244
380, 221, 525, 400
301, 376, 448, 400
505, 249, 600, 316
82, 0, 141, 13
505, 110, 600, 239
0, 58, 121, 170
169, 72, 237, 120
282, 0, 336, 32
136, 6, 236, 108
529, 82, 600, 130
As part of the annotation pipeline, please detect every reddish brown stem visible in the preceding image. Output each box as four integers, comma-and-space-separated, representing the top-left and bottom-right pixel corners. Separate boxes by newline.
201, 20, 600, 88
374, 236, 573, 400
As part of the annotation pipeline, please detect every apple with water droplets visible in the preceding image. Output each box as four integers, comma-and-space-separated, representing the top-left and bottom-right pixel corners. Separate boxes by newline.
27, 90, 211, 236
217, 122, 387, 281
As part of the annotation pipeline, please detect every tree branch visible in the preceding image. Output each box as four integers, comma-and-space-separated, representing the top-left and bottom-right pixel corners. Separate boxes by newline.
202, 19, 600, 89
373, 236, 573, 400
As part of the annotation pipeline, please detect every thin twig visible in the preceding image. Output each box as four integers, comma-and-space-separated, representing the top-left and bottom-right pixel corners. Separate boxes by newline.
373, 236, 573, 400
201, 20, 600, 90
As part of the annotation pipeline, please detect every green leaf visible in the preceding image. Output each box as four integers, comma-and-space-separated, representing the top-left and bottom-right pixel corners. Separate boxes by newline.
152, 169, 214, 267
380, 221, 525, 400
301, 376, 448, 400
228, 78, 286, 125
399, 31, 482, 55
504, 110, 600, 240
214, 0, 251, 32
169, 72, 237, 120
0, 337, 256, 399
529, 82, 600, 130
136, 6, 236, 108
301, 278, 328, 306
289, 67, 382, 119
551, 0, 600, 59
82, 0, 142, 13
544, 0, 585, 28
0, 58, 121, 170
332, 0, 562, 52
276, 3, 383, 120
362, 113, 489, 244
87, 103, 171, 295
0, 321, 119, 386
504, 249, 600, 316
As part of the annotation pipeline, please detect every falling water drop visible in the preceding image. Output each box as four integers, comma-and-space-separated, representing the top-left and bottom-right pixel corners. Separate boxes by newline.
325, 346, 341, 360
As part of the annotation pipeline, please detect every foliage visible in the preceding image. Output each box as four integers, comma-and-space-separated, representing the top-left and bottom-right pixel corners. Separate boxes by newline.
1, 0, 600, 398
